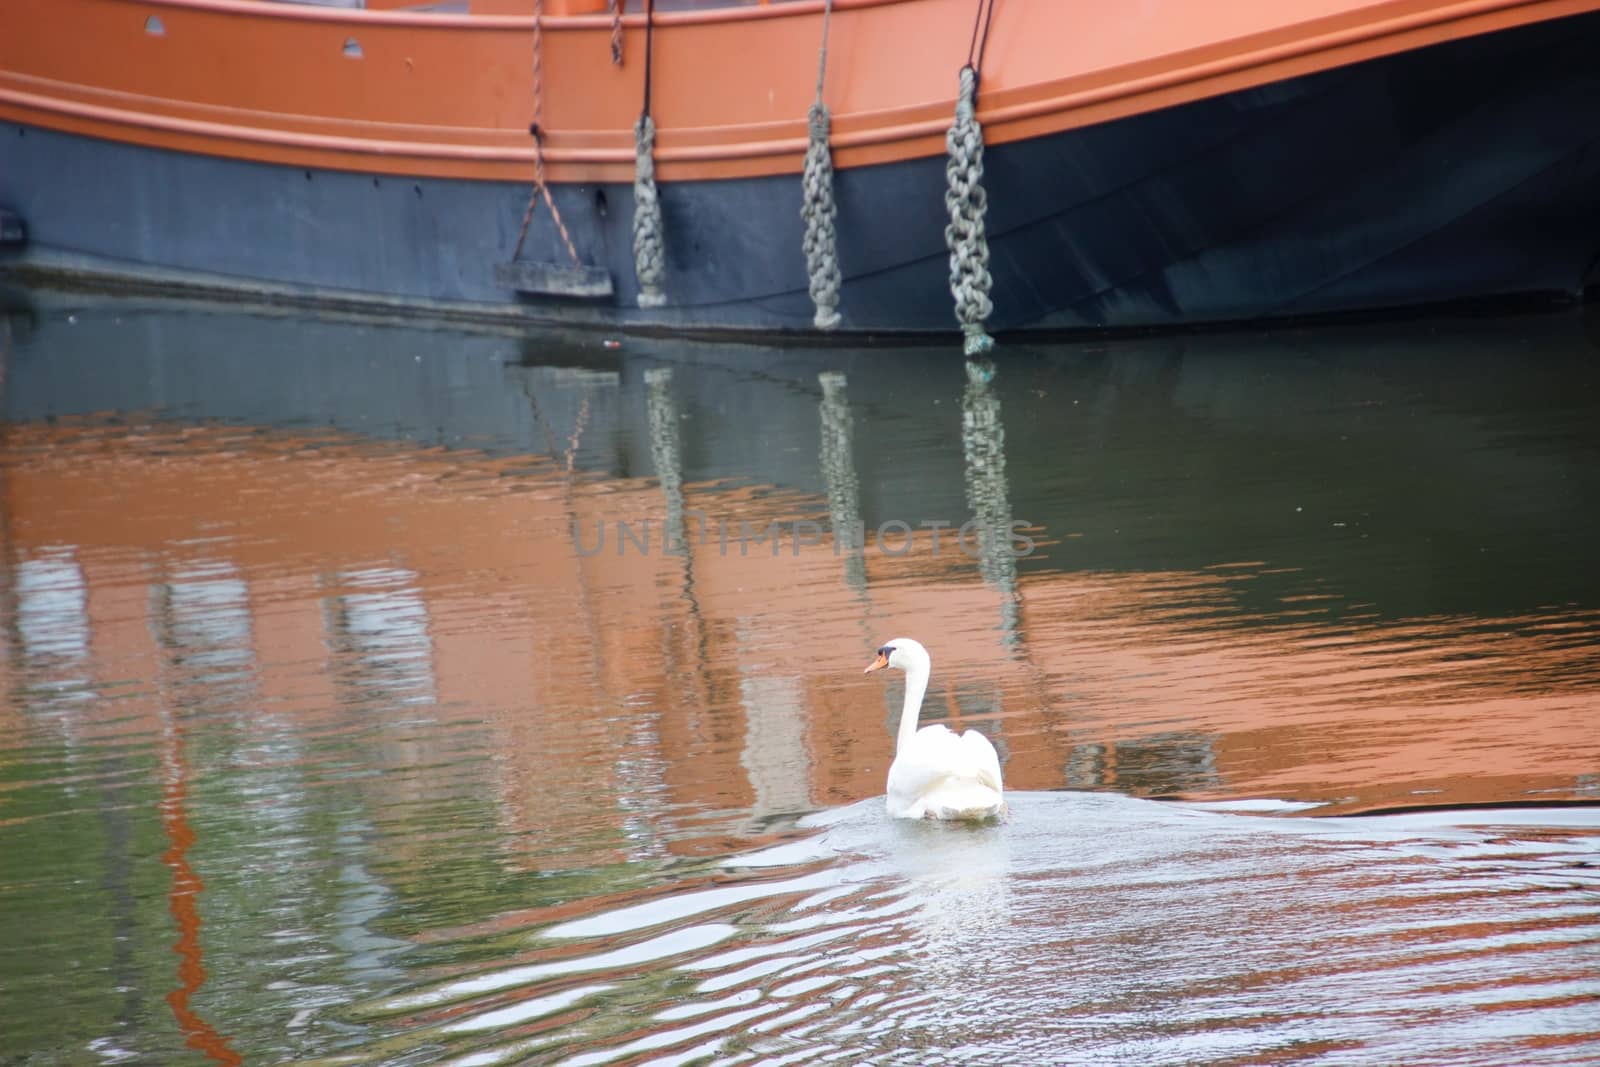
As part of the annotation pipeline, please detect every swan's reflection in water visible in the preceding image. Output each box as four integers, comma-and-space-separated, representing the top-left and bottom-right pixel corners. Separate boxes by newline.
880, 816, 1014, 1005
346, 795, 1600, 1066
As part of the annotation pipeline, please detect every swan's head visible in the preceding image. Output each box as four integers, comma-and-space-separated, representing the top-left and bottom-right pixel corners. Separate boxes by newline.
863, 637, 930, 675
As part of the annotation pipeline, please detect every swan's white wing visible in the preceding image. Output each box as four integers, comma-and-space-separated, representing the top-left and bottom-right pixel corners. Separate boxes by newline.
887, 724, 1005, 819
887, 724, 960, 801
957, 728, 1004, 794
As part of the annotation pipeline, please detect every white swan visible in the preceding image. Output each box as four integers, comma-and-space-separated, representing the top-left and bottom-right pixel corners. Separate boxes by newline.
864, 638, 1005, 821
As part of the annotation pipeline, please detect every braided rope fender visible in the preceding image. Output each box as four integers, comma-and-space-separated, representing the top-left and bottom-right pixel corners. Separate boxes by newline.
632, 114, 667, 308
801, 102, 843, 331
944, 66, 995, 355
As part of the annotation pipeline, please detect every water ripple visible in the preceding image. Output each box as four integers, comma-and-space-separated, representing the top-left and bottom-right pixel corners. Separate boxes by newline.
306, 794, 1600, 1066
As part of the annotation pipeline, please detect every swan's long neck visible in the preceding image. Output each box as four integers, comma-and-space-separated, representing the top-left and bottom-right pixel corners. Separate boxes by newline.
896, 659, 930, 753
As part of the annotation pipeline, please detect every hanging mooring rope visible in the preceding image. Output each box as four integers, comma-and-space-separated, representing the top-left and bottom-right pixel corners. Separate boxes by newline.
512, 0, 582, 266
632, 0, 668, 307
944, 0, 998, 355
607, 0, 624, 66
800, 0, 842, 330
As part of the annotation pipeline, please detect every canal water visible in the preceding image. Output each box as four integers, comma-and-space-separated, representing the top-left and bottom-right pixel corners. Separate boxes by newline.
1, 288, 1597, 1065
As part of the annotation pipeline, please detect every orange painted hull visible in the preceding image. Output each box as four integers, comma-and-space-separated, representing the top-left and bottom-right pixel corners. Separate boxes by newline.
2, 0, 1595, 183
3, 0, 1600, 332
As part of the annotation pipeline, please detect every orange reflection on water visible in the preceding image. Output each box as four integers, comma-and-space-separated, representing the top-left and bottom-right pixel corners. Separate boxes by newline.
158, 724, 243, 1067
1015, 569, 1600, 812
1, 416, 1595, 855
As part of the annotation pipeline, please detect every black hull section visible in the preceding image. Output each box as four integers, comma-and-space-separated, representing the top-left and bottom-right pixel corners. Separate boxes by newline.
4, 11, 1599, 335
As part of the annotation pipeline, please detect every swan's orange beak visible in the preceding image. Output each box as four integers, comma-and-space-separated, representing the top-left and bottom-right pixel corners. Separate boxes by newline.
864, 651, 890, 674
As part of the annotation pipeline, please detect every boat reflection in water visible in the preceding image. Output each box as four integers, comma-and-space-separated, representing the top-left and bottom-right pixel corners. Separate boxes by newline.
0, 293, 1597, 1064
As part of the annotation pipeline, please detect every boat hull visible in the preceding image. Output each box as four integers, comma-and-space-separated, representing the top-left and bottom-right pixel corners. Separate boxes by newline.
4, 9, 1599, 335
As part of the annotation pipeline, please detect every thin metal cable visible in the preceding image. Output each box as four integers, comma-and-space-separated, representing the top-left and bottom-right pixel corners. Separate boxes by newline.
814, 0, 833, 101
642, 0, 655, 117
966, 0, 997, 74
